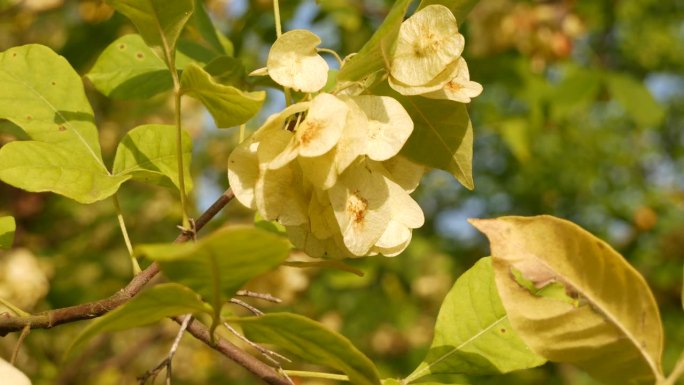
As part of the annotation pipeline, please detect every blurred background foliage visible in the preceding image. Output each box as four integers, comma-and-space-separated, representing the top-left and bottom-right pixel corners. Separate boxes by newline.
0, 0, 683, 384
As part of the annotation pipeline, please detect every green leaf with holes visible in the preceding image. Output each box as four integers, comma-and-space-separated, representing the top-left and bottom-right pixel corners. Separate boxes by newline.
470, 216, 665, 385
337, 0, 412, 83
0, 216, 15, 249
406, 258, 544, 383
0, 45, 128, 203
67, 283, 211, 359
136, 226, 290, 316
106, 0, 194, 57
180, 63, 265, 128
113, 124, 193, 192
87, 34, 172, 99
231, 313, 381, 385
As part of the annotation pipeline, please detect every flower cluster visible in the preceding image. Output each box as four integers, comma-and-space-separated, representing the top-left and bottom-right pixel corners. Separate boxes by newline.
230, 5, 482, 259
389, 5, 483, 103
228, 92, 425, 258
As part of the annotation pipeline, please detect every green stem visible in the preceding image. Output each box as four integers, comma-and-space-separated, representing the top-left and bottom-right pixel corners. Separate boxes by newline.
273, 0, 283, 38
282, 370, 350, 382
112, 194, 140, 275
272, 0, 294, 106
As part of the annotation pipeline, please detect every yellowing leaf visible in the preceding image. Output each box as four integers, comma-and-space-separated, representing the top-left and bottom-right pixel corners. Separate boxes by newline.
470, 215, 665, 385
267, 29, 329, 93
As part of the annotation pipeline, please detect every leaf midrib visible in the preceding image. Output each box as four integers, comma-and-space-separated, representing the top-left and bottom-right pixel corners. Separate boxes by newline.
521, 254, 662, 380
0, 67, 107, 173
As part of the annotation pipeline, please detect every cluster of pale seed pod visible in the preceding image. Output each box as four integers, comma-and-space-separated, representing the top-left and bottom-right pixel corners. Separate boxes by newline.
228, 4, 481, 259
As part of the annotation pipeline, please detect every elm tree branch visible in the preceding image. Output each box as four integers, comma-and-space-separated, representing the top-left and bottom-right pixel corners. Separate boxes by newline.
0, 188, 234, 335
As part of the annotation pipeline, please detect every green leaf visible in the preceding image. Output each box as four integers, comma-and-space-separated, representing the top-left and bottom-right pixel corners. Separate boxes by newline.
406, 258, 544, 382
417, 0, 480, 23
180, 63, 265, 128
231, 313, 381, 385
191, 0, 232, 56
87, 34, 172, 99
337, 0, 413, 83
136, 226, 290, 314
395, 92, 473, 189
0, 45, 104, 164
176, 39, 219, 68
606, 73, 665, 128
0, 216, 16, 249
113, 124, 193, 192
106, 0, 194, 56
470, 215, 665, 385
0, 142, 129, 204
67, 283, 211, 359
204, 56, 246, 87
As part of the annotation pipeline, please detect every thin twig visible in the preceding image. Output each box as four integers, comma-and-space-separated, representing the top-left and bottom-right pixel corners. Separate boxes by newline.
229, 298, 264, 316
235, 290, 282, 304
223, 322, 290, 366
138, 315, 193, 385
10, 324, 30, 365
176, 317, 290, 385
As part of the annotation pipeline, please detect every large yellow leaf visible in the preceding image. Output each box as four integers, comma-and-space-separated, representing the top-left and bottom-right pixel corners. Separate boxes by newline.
470, 215, 664, 385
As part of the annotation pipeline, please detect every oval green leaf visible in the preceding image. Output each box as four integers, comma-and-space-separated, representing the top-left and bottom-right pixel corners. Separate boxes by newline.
231, 313, 381, 385
180, 63, 265, 128
469, 215, 665, 385
87, 34, 172, 99
113, 124, 193, 192
406, 257, 545, 382
0, 216, 15, 249
67, 283, 211, 359
136, 226, 290, 314
106, 0, 194, 56
0, 142, 129, 204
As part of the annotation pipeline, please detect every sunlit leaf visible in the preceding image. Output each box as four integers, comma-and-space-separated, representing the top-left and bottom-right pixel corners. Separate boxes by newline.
380, 84, 473, 189
231, 313, 381, 385
136, 226, 290, 314
106, 0, 194, 57
87, 34, 171, 99
0, 216, 15, 249
112, 124, 193, 191
406, 258, 544, 382
606, 73, 665, 128
337, 0, 412, 83
417, 0, 480, 23
0, 142, 129, 204
470, 215, 665, 385
0, 45, 103, 162
180, 63, 265, 128
67, 283, 211, 359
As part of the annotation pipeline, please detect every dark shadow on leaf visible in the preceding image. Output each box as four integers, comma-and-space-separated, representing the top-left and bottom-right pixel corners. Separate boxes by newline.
108, 70, 173, 100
